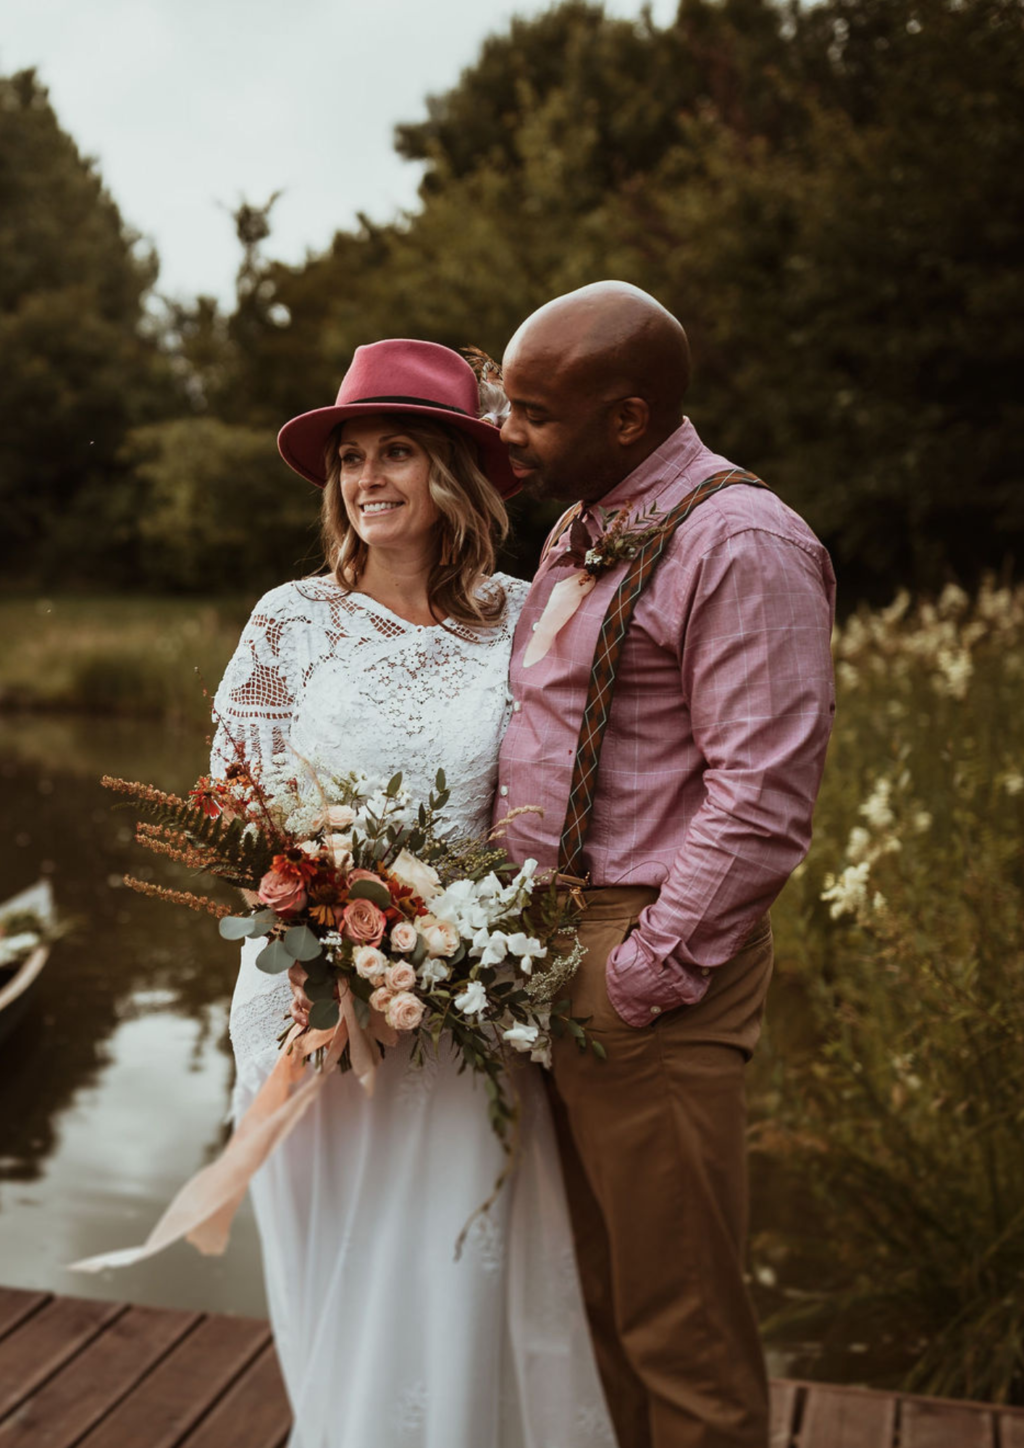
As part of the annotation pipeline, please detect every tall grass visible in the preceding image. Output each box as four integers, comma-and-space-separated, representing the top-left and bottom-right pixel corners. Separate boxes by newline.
0, 596, 251, 726
758, 579, 1024, 1403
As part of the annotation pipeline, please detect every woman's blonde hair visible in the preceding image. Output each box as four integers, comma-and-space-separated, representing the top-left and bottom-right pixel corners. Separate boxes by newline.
320, 415, 510, 627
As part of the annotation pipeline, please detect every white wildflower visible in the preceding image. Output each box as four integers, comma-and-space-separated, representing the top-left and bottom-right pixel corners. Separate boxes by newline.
1003, 772, 1024, 797
859, 778, 895, 831
820, 862, 871, 920
912, 810, 933, 832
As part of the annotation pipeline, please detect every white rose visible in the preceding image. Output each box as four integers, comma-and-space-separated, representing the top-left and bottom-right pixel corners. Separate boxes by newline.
455, 980, 489, 1017
353, 945, 388, 981
390, 849, 441, 902
502, 1023, 540, 1052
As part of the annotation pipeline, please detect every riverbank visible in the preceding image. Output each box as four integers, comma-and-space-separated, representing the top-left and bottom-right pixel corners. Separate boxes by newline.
0, 596, 252, 726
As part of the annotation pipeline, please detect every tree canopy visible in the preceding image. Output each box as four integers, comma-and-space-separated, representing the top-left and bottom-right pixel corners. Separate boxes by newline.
4, 0, 1023, 597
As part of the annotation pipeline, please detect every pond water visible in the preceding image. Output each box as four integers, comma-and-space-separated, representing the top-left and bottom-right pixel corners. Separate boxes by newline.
0, 712, 896, 1384
0, 713, 266, 1317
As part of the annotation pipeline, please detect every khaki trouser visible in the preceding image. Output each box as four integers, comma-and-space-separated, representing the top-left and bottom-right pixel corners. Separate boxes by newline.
549, 887, 773, 1448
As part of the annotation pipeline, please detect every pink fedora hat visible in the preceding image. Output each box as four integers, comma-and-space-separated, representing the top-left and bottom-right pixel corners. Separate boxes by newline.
277, 339, 518, 497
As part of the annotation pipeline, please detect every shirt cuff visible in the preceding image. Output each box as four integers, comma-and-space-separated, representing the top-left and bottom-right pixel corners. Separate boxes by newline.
606, 931, 679, 1028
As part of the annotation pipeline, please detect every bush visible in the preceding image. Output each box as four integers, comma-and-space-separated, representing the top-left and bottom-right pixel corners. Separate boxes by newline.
758, 579, 1024, 1403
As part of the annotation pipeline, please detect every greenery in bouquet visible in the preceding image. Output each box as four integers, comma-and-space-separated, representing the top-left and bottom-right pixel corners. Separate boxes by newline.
104, 747, 596, 1150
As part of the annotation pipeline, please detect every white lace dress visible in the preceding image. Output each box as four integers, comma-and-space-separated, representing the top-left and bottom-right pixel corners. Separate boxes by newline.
211, 574, 616, 1448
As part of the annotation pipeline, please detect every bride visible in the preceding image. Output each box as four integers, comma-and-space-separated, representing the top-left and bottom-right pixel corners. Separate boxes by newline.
211, 340, 617, 1448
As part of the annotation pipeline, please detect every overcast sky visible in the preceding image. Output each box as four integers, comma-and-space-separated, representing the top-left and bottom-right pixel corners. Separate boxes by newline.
4, 0, 677, 306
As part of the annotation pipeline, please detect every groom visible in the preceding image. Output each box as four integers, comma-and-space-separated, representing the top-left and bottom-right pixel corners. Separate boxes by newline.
493, 282, 835, 1448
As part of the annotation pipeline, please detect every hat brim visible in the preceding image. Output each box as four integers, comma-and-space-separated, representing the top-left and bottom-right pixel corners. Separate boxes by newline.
278, 401, 520, 499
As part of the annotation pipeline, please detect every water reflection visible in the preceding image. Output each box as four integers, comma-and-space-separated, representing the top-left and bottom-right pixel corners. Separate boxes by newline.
0, 714, 265, 1316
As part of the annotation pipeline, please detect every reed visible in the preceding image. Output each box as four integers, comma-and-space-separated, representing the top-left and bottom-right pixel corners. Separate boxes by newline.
758, 578, 1024, 1403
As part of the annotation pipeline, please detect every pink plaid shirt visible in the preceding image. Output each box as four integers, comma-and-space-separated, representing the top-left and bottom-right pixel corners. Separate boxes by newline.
494, 419, 836, 1027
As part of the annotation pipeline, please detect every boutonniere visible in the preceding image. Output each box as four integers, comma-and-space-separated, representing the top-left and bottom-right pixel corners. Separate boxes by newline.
524, 502, 666, 667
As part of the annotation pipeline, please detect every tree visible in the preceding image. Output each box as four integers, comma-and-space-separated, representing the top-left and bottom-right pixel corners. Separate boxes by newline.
0, 69, 168, 583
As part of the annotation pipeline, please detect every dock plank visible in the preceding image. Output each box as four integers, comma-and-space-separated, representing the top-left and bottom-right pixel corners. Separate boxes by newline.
0, 1295, 123, 1422
77, 1312, 270, 1448
800, 1383, 896, 1447
183, 1342, 291, 1448
1001, 1414, 1024, 1448
0, 1304, 199, 1448
769, 1378, 800, 1447
0, 1290, 47, 1345
901, 1398, 994, 1447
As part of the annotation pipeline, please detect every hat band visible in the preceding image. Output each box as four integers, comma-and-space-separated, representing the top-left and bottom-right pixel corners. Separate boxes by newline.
349, 394, 472, 417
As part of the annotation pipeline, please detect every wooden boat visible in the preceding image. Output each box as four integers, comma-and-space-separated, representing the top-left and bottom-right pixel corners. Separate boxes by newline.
0, 880, 55, 1038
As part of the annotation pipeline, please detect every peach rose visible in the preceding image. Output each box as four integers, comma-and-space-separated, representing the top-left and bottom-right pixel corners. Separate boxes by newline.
417, 915, 460, 958
369, 986, 393, 1014
390, 921, 418, 953
348, 868, 380, 885
341, 897, 386, 946
353, 945, 388, 981
390, 849, 441, 902
385, 961, 417, 992
257, 869, 307, 915
324, 833, 353, 870
386, 991, 425, 1032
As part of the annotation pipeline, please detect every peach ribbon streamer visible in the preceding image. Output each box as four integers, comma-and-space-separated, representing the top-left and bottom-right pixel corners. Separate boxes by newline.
523, 571, 597, 667
69, 988, 396, 1272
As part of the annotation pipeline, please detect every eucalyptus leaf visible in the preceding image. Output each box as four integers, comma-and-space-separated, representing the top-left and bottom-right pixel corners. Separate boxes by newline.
249, 909, 278, 937
386, 772, 403, 797
348, 877, 392, 909
284, 925, 322, 962
304, 976, 338, 1003
255, 938, 293, 974
410, 933, 428, 967
309, 999, 340, 1031
218, 915, 255, 940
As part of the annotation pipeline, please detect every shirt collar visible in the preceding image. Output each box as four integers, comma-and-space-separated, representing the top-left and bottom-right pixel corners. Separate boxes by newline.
585, 418, 701, 519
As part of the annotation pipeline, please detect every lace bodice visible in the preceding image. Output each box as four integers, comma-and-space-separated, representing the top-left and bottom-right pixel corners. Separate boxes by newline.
211, 572, 529, 1081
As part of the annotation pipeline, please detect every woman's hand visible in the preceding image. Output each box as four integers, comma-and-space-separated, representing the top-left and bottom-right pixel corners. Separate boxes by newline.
287, 964, 312, 1030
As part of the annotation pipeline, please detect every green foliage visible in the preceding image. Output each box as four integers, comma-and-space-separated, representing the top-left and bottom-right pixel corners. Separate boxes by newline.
124, 416, 321, 593
758, 579, 1024, 1403
0, 69, 169, 582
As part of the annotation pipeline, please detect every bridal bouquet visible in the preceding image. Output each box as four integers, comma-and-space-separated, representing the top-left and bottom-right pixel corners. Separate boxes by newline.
105, 749, 595, 1147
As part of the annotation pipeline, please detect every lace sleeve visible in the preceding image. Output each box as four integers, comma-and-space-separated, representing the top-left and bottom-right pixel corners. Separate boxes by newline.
210, 582, 307, 775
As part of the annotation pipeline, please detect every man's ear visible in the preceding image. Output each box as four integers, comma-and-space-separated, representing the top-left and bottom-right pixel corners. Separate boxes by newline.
613, 397, 649, 447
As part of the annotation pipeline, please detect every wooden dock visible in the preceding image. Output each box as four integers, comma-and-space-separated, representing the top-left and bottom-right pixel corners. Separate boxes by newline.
2, 1285, 1023, 1446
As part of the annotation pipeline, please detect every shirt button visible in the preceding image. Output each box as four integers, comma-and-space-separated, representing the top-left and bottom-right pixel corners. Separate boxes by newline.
499, 785, 509, 797
700, 968, 710, 978
531, 622, 539, 631
650, 1005, 661, 1016
512, 700, 521, 712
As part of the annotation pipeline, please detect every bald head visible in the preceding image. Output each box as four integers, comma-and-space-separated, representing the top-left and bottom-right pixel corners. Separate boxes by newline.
506, 282, 690, 431
500, 282, 692, 503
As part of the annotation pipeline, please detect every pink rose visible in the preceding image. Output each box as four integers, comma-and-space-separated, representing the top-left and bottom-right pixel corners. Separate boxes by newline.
386, 991, 425, 1032
369, 986, 393, 1014
385, 961, 417, 992
348, 868, 380, 885
341, 897, 386, 946
418, 915, 460, 958
390, 921, 418, 953
257, 869, 308, 915
353, 945, 388, 981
